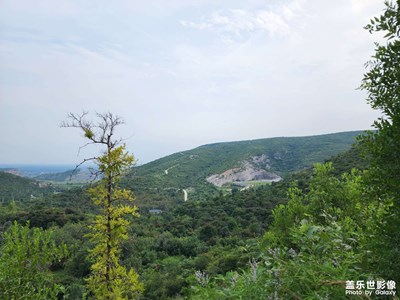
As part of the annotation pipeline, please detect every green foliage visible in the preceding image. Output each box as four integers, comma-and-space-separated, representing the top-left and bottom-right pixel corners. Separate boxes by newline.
0, 222, 68, 299
84, 128, 94, 139
328, 146, 368, 176
142, 256, 195, 299
358, 0, 400, 283
359, 0, 400, 199
0, 171, 55, 203
86, 147, 143, 298
261, 218, 366, 299
125, 182, 283, 298
86, 173, 143, 299
190, 163, 386, 299
189, 265, 271, 300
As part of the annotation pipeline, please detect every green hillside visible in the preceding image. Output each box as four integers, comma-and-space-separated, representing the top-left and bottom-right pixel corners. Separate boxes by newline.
0, 171, 55, 203
129, 131, 362, 204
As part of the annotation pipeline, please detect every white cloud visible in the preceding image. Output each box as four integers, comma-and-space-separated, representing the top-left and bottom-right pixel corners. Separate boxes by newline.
180, 0, 306, 38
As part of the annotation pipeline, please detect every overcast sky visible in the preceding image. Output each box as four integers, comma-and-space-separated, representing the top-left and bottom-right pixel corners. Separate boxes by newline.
0, 0, 384, 165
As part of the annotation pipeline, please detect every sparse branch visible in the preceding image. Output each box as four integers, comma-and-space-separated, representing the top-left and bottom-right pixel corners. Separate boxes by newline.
74, 157, 98, 172
68, 157, 98, 181
61, 111, 125, 150
62, 111, 129, 183
60, 111, 91, 130
77, 141, 96, 156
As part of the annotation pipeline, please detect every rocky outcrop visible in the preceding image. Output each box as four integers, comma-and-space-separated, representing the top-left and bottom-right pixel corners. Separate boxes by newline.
206, 160, 282, 187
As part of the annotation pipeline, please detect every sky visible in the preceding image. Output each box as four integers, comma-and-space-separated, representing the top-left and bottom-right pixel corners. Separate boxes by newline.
0, 0, 385, 165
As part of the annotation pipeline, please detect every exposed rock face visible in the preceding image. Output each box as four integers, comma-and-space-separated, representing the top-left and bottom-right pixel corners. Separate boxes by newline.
206, 160, 282, 187
251, 154, 271, 169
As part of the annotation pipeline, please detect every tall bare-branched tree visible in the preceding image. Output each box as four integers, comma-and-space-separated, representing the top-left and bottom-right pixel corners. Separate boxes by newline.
61, 112, 143, 299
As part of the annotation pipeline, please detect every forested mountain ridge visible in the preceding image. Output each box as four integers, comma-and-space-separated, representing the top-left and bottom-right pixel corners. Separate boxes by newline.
129, 131, 362, 204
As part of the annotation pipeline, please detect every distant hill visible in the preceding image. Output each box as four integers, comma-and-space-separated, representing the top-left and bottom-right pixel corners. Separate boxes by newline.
0, 171, 55, 203
34, 168, 95, 183
0, 164, 76, 178
128, 131, 362, 204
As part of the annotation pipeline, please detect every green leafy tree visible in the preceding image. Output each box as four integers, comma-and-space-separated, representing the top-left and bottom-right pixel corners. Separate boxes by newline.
360, 0, 400, 199
62, 112, 143, 299
190, 164, 378, 299
358, 0, 400, 282
0, 221, 67, 299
